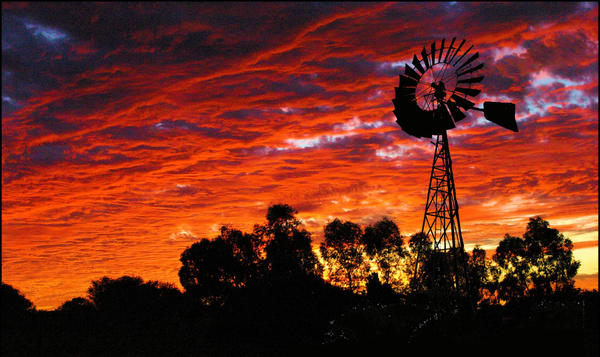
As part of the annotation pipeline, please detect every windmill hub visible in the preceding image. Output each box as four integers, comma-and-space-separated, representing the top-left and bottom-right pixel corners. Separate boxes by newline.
415, 63, 457, 111
431, 81, 446, 103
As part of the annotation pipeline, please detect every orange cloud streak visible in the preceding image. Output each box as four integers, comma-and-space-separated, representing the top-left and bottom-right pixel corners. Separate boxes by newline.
2, 3, 597, 309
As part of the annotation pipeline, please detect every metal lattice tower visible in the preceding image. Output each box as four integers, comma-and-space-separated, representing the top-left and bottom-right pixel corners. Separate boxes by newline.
421, 130, 468, 293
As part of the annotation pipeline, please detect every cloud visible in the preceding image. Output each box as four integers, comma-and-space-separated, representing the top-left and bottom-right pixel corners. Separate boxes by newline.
2, 2, 597, 309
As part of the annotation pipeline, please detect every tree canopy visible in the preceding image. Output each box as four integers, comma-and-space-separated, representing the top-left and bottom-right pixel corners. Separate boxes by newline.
321, 218, 368, 291
523, 217, 580, 294
1, 283, 35, 323
259, 204, 322, 280
179, 204, 322, 303
88, 276, 181, 321
362, 218, 406, 287
179, 226, 260, 302
491, 217, 580, 302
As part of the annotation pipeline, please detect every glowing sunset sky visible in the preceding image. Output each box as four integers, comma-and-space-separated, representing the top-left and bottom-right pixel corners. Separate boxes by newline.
2, 2, 598, 309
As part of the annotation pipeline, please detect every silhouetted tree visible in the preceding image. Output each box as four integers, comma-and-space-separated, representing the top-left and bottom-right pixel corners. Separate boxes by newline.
1, 283, 36, 356
405, 232, 432, 291
492, 234, 530, 301
223, 225, 262, 282
491, 217, 580, 303
409, 236, 471, 299
266, 203, 297, 231
179, 226, 260, 303
58, 297, 95, 314
88, 276, 181, 322
362, 218, 406, 288
320, 218, 369, 291
422, 250, 461, 293
522, 217, 580, 295
1, 283, 34, 323
467, 246, 491, 303
256, 204, 322, 280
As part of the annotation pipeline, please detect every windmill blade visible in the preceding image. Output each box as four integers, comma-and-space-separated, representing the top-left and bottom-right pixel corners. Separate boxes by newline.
402, 100, 433, 137
393, 109, 410, 125
447, 100, 466, 122
431, 42, 436, 65
394, 105, 430, 138
438, 38, 445, 63
399, 74, 418, 87
412, 54, 425, 74
450, 94, 475, 109
454, 87, 481, 97
453, 45, 473, 67
457, 76, 484, 84
444, 37, 456, 62
457, 52, 479, 70
404, 64, 421, 81
395, 86, 415, 98
448, 39, 465, 64
421, 47, 430, 69
457, 63, 484, 77
417, 111, 434, 138
483, 102, 518, 132
393, 109, 413, 130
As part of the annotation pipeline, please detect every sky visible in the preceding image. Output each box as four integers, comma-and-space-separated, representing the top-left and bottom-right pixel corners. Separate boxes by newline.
2, 2, 598, 310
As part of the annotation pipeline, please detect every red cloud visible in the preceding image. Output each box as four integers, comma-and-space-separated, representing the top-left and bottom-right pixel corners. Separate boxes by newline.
2, 3, 597, 309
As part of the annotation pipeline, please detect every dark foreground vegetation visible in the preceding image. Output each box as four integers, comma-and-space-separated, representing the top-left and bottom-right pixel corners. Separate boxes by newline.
2, 204, 598, 356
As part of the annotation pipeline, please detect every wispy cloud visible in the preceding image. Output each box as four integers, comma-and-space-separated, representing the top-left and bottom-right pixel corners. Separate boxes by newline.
2, 2, 597, 309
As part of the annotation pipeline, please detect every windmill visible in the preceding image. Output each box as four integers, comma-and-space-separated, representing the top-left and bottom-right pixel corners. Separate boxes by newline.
392, 38, 518, 296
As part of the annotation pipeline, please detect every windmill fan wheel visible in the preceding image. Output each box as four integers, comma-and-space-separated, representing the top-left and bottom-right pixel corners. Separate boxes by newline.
393, 38, 484, 138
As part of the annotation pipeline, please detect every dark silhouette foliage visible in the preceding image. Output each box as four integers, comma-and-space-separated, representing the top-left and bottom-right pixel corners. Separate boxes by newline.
266, 203, 297, 228
362, 218, 404, 255
491, 217, 580, 302
87, 275, 182, 333
179, 226, 260, 303
320, 218, 368, 291
406, 232, 433, 291
1, 210, 595, 356
362, 218, 406, 286
257, 204, 322, 280
58, 297, 95, 314
523, 216, 580, 294
1, 283, 36, 356
467, 246, 491, 302
366, 273, 399, 304
1, 282, 35, 320
492, 234, 530, 300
